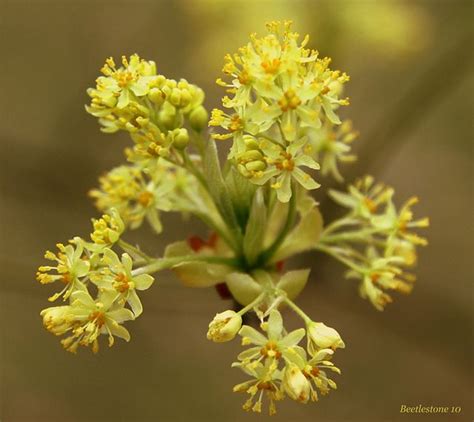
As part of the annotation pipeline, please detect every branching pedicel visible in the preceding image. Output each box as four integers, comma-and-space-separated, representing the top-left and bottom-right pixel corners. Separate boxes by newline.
37, 21, 429, 415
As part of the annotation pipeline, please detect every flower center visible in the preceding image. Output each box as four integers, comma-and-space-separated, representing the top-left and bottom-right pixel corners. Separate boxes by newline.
89, 311, 106, 328
261, 58, 280, 74
260, 341, 282, 359
364, 197, 378, 213
229, 114, 243, 131
278, 89, 301, 111
114, 272, 131, 293
115, 70, 135, 88
275, 152, 295, 171
138, 191, 154, 207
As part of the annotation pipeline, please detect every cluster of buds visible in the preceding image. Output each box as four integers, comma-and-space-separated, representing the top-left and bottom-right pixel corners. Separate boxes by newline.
318, 176, 429, 310
86, 54, 208, 166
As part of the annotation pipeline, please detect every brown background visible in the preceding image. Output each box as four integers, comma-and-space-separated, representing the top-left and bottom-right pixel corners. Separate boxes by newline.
0, 1, 472, 421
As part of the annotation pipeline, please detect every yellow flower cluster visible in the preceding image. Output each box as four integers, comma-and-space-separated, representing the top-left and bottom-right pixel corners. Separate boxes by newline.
37, 210, 154, 353
89, 160, 204, 234
232, 310, 343, 415
310, 120, 358, 181
86, 54, 208, 164
210, 20, 352, 201
319, 176, 429, 310
36, 21, 431, 416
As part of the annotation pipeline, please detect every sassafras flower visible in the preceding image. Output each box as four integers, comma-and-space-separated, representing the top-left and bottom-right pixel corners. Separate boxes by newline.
329, 175, 395, 218
302, 348, 341, 401
347, 248, 416, 311
36, 242, 89, 301
89, 163, 174, 233
372, 196, 430, 246
90, 209, 125, 247
41, 289, 134, 354
35, 20, 431, 417
86, 54, 157, 124
236, 310, 306, 368
91, 248, 154, 317
247, 137, 320, 202
233, 361, 284, 415
309, 119, 358, 181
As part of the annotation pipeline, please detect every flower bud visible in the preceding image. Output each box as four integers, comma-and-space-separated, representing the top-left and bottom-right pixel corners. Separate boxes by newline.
40, 306, 72, 335
158, 147, 170, 158
172, 128, 189, 149
307, 322, 345, 351
245, 160, 266, 172
148, 88, 165, 106
237, 164, 251, 178
169, 88, 182, 106
179, 89, 192, 107
136, 116, 150, 128
157, 107, 176, 129
243, 135, 259, 150
101, 95, 117, 108
240, 149, 263, 162
189, 106, 209, 131
207, 310, 242, 343
283, 363, 310, 403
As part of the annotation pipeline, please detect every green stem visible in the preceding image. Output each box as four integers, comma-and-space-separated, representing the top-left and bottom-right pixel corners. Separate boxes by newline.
314, 244, 366, 274
202, 136, 244, 252
176, 147, 241, 253
283, 296, 312, 324
131, 255, 238, 276
237, 292, 267, 316
258, 133, 285, 148
182, 150, 208, 189
321, 216, 359, 235
258, 188, 297, 265
319, 228, 381, 244
118, 239, 153, 262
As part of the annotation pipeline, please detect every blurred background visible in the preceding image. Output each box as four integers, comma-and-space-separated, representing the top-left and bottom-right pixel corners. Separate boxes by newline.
0, 0, 472, 421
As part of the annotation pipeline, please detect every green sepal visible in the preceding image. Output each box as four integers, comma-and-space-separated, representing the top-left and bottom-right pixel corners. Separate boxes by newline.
271, 203, 323, 263
276, 269, 311, 300
225, 272, 263, 306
